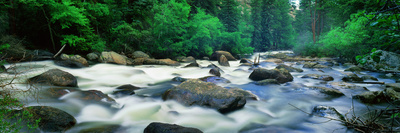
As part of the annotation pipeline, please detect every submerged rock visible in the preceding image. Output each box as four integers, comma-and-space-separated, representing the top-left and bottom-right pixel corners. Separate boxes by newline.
361, 75, 379, 81
308, 86, 345, 97
144, 122, 203, 133
183, 62, 200, 68
28, 69, 78, 87
163, 79, 246, 113
303, 62, 329, 68
172, 76, 188, 82
311, 105, 345, 121
254, 79, 280, 85
199, 76, 231, 84
249, 68, 293, 83
344, 66, 363, 72
210, 51, 236, 61
276, 64, 303, 72
14, 106, 76, 132
302, 74, 334, 81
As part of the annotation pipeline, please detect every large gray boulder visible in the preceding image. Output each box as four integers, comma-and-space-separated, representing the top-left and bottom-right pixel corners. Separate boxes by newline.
162, 79, 246, 113
218, 55, 230, 66
358, 50, 400, 72
249, 68, 293, 83
60, 54, 89, 67
28, 69, 78, 87
132, 51, 150, 59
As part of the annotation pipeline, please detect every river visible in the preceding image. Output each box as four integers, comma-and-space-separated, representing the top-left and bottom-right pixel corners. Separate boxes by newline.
2, 51, 396, 133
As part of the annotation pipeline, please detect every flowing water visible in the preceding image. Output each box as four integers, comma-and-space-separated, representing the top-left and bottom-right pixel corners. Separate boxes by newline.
2, 51, 397, 133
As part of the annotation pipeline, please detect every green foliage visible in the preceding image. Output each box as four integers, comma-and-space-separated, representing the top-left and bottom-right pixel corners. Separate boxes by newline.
0, 95, 40, 133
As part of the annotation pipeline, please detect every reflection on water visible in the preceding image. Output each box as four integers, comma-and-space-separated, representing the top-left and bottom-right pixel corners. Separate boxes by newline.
1, 51, 397, 133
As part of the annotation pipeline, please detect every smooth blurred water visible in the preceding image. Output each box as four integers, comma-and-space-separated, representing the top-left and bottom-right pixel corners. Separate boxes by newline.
2, 51, 397, 133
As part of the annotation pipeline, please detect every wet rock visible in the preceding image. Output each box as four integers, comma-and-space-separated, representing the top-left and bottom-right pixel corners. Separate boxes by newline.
99, 51, 127, 65
206, 64, 224, 72
344, 66, 363, 72
144, 122, 203, 133
329, 82, 368, 90
143, 58, 180, 66
178, 56, 196, 63
308, 86, 345, 97
218, 55, 230, 67
210, 51, 236, 61
254, 79, 280, 85
249, 68, 293, 83
301, 74, 334, 81
172, 77, 188, 82
79, 124, 124, 133
54, 60, 87, 68
87, 53, 99, 61
342, 72, 363, 82
15, 106, 76, 132
240, 58, 253, 64
60, 54, 89, 67
263, 58, 283, 64
184, 62, 200, 68
386, 83, 400, 91
28, 69, 78, 87
311, 105, 345, 121
67, 90, 116, 105
270, 53, 288, 59
353, 91, 386, 104
132, 51, 150, 59
361, 75, 378, 81
209, 68, 221, 77
384, 88, 400, 103
113, 84, 141, 96
199, 76, 231, 84
46, 87, 79, 98
163, 79, 246, 113
276, 64, 303, 72
303, 62, 329, 68
230, 88, 258, 100
357, 50, 400, 72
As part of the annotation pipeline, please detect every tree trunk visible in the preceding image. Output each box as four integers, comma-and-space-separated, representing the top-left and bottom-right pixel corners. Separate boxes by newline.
8, 0, 16, 35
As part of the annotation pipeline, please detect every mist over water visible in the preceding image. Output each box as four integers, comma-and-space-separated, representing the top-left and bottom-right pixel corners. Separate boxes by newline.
2, 51, 396, 133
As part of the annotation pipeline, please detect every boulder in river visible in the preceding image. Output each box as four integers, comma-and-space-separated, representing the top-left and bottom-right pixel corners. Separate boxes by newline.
344, 66, 363, 72
229, 88, 258, 100
254, 79, 280, 85
99, 51, 127, 65
144, 122, 203, 133
249, 68, 293, 83
262, 58, 283, 64
308, 86, 345, 97
112, 84, 141, 96
301, 74, 334, 81
210, 51, 236, 61
162, 79, 246, 113
329, 82, 368, 90
143, 58, 180, 66
75, 90, 116, 105
361, 75, 379, 81
218, 55, 230, 67
60, 54, 89, 67
276, 64, 303, 72
240, 58, 253, 64
209, 68, 221, 77
28, 69, 78, 87
342, 72, 363, 82
87, 52, 99, 61
14, 106, 76, 132
54, 60, 87, 68
269, 53, 288, 59
132, 51, 150, 59
184, 62, 200, 68
357, 50, 400, 72
177, 56, 196, 63
303, 62, 329, 69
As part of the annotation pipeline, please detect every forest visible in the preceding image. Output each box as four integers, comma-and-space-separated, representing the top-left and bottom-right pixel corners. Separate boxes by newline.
0, 0, 399, 61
